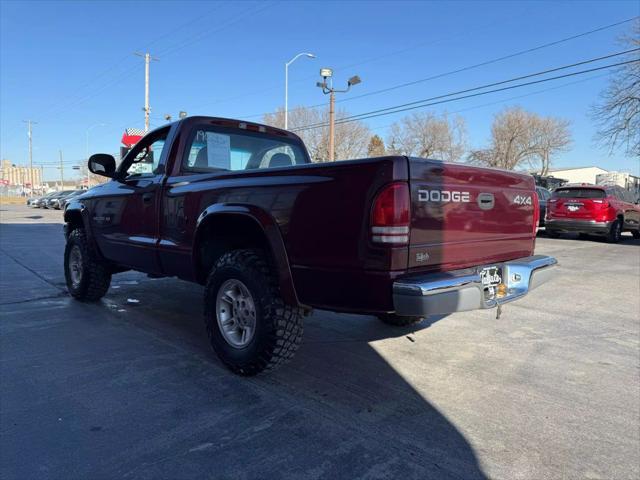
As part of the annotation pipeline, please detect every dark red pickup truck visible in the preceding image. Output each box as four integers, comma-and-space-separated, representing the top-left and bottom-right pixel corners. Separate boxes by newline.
64, 116, 556, 375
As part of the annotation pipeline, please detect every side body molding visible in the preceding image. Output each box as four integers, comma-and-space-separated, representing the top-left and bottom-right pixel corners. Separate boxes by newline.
193, 203, 301, 307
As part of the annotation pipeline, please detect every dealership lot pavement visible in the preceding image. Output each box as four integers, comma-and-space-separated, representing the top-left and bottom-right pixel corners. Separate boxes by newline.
1, 204, 639, 480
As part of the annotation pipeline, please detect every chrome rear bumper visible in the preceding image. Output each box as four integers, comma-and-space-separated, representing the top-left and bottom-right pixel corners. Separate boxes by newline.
393, 255, 557, 316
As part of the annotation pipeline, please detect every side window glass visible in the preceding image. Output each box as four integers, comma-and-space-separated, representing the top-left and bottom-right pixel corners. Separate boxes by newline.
126, 137, 167, 177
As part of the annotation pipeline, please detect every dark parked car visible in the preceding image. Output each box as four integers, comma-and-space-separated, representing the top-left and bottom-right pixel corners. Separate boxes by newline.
546, 184, 640, 242
63, 116, 556, 375
30, 192, 57, 208
536, 186, 551, 227
42, 190, 77, 209
47, 190, 81, 209
57, 190, 84, 210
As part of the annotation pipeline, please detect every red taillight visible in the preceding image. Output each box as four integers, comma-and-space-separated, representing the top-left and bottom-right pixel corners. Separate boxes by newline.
532, 191, 540, 234
371, 182, 410, 244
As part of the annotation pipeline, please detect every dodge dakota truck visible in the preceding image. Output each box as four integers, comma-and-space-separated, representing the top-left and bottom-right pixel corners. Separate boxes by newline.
64, 116, 557, 375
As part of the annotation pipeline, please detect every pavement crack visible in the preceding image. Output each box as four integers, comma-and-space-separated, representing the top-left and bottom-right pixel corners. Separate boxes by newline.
0, 292, 68, 306
0, 247, 65, 293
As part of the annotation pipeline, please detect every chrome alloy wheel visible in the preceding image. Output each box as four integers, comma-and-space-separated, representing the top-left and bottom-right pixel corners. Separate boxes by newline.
68, 245, 83, 288
215, 279, 257, 348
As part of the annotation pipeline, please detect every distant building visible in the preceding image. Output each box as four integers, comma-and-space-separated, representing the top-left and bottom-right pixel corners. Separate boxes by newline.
0, 159, 42, 188
596, 171, 640, 197
546, 166, 609, 185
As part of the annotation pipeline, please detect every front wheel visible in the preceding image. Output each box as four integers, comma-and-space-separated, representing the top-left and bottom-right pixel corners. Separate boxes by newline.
377, 313, 424, 327
64, 228, 112, 301
204, 249, 304, 376
632, 229, 640, 239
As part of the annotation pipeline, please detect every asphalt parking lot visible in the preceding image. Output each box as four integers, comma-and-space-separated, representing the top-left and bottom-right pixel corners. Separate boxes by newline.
1, 204, 638, 480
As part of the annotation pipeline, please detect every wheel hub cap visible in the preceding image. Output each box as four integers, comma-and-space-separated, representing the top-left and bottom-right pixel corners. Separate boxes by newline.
215, 279, 256, 348
69, 245, 83, 287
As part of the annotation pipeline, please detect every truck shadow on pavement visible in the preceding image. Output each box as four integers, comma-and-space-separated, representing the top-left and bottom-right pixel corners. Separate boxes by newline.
1, 222, 487, 480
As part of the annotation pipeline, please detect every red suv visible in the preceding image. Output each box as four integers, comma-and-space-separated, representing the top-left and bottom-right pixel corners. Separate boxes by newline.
545, 184, 640, 242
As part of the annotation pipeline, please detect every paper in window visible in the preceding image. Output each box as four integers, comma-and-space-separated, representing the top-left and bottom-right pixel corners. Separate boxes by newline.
206, 132, 231, 169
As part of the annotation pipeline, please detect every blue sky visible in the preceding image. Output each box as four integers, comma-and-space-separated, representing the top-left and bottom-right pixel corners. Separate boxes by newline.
1, 0, 638, 181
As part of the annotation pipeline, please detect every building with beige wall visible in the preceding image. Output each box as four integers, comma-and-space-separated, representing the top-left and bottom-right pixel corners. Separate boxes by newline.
546, 166, 609, 185
1, 159, 42, 187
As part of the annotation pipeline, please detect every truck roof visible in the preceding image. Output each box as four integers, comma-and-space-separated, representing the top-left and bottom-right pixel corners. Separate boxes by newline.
173, 115, 304, 143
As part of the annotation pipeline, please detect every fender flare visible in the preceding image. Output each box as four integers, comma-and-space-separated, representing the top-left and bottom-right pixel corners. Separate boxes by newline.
63, 200, 107, 261
193, 204, 301, 307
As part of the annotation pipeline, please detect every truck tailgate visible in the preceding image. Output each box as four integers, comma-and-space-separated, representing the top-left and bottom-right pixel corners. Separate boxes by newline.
408, 158, 536, 271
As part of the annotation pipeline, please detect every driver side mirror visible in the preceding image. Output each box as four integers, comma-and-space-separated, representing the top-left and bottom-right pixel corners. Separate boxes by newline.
88, 154, 116, 178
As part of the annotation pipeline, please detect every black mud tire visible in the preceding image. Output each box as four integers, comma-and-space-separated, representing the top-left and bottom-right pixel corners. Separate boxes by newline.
631, 228, 640, 239
606, 219, 623, 243
204, 249, 304, 376
578, 233, 590, 240
545, 229, 560, 238
64, 228, 112, 301
377, 313, 424, 327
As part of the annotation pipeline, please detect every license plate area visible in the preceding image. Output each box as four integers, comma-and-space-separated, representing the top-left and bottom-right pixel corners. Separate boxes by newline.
480, 266, 502, 301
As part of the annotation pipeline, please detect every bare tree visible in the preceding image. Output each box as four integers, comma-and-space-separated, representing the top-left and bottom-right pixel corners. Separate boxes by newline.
263, 106, 370, 162
592, 20, 640, 157
468, 106, 571, 173
387, 112, 467, 162
367, 134, 386, 156
532, 117, 572, 175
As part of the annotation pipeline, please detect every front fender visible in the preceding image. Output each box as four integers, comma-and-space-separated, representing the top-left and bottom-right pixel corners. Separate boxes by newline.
194, 204, 301, 307
63, 199, 107, 261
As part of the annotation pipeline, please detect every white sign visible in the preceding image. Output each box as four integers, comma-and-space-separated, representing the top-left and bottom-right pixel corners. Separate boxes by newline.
206, 132, 231, 169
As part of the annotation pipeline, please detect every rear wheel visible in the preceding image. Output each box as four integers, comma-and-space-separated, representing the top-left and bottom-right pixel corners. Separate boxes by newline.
377, 313, 424, 327
606, 219, 623, 243
64, 228, 112, 301
204, 249, 304, 376
546, 229, 560, 238
632, 229, 640, 239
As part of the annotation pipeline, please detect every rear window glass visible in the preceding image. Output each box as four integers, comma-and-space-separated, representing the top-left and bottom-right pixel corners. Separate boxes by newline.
183, 127, 310, 173
552, 188, 606, 199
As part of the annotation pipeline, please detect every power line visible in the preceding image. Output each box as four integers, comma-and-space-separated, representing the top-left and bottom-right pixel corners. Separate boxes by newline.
18, 2, 250, 128
157, 1, 277, 58
293, 58, 639, 132
366, 72, 611, 134
329, 16, 639, 107
236, 16, 639, 121
293, 49, 639, 131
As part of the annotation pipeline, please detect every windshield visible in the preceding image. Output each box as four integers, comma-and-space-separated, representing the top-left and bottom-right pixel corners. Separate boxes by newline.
552, 188, 606, 199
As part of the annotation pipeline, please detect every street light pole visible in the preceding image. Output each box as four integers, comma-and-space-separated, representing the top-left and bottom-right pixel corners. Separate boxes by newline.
284, 52, 315, 130
316, 69, 361, 162
23, 120, 37, 196
86, 123, 106, 188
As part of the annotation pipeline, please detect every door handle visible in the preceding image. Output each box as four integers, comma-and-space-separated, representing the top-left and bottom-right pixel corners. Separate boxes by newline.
142, 192, 154, 204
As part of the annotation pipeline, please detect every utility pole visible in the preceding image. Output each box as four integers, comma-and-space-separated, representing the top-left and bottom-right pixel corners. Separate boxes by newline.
328, 90, 335, 162
135, 52, 159, 132
316, 69, 361, 162
23, 120, 37, 196
59, 150, 64, 187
